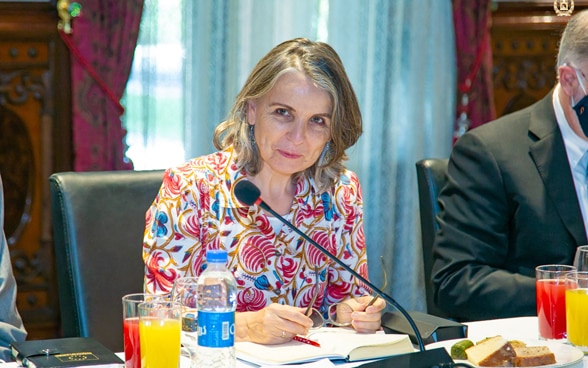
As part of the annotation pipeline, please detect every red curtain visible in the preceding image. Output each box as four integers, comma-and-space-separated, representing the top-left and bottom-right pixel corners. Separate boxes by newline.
65, 0, 143, 171
452, 0, 495, 142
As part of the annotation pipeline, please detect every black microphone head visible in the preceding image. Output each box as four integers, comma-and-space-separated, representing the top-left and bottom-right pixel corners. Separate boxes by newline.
234, 180, 261, 206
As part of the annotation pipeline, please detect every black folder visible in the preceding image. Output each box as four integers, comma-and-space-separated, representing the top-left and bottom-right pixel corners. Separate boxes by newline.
382, 310, 468, 345
357, 347, 454, 368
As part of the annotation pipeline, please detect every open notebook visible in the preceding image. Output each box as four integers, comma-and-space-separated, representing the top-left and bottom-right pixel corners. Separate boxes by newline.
235, 327, 414, 366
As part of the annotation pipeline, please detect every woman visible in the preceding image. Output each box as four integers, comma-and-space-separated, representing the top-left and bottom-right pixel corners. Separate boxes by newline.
143, 38, 385, 344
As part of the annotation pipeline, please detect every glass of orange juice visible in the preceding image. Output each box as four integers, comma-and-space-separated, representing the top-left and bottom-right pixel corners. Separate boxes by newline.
565, 271, 588, 353
138, 300, 182, 368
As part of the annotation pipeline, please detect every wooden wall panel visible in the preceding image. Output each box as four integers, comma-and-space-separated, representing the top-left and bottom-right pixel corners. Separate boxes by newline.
0, 1, 71, 340
491, 1, 588, 117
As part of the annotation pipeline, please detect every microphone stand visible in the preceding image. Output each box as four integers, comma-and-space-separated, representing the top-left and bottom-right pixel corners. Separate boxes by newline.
257, 202, 426, 352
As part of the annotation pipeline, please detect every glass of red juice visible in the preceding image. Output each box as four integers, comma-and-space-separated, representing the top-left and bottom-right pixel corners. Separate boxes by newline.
535, 264, 576, 340
122, 293, 147, 368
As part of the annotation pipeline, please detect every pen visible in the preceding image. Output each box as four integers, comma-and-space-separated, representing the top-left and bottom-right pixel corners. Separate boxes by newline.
293, 335, 321, 348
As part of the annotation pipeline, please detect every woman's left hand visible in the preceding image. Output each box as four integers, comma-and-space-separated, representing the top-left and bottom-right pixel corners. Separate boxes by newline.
344, 296, 386, 333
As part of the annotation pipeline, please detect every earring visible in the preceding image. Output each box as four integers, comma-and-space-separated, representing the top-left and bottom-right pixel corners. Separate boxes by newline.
318, 142, 332, 166
249, 124, 256, 144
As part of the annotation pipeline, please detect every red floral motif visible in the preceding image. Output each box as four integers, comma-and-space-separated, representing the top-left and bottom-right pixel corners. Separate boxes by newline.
145, 251, 177, 293
343, 210, 357, 232
239, 235, 275, 272
235, 206, 249, 220
325, 278, 352, 302
357, 262, 372, 292
206, 234, 221, 250
162, 170, 183, 197
190, 250, 205, 276
175, 162, 193, 175
276, 256, 298, 283
205, 151, 229, 172
297, 201, 324, 222
253, 214, 272, 235
356, 225, 365, 252
295, 283, 320, 309
305, 231, 332, 265
354, 181, 363, 203
197, 181, 210, 210
144, 209, 153, 231
236, 287, 266, 312
180, 212, 200, 238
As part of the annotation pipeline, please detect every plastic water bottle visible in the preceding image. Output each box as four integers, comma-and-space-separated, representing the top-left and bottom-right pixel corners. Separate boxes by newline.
196, 249, 237, 368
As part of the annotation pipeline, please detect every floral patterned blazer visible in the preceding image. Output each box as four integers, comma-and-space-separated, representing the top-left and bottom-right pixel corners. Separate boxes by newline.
143, 146, 370, 313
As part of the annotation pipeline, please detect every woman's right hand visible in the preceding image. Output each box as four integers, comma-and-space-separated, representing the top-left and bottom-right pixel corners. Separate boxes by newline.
235, 303, 313, 344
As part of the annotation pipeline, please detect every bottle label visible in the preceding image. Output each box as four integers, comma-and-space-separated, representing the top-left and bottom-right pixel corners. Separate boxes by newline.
197, 310, 235, 348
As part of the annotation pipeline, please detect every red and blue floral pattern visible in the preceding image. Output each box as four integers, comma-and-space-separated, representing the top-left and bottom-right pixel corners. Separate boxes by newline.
143, 146, 370, 313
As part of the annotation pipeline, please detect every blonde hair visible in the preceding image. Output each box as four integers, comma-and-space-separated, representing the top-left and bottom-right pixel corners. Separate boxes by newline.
213, 38, 362, 192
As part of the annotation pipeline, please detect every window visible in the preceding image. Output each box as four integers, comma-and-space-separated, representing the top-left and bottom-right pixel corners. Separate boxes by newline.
122, 0, 185, 170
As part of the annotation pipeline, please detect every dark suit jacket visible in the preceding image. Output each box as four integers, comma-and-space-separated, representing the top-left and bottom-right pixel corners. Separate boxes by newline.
0, 174, 27, 361
432, 91, 585, 321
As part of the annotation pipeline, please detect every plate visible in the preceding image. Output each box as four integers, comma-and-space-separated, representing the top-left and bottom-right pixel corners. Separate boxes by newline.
426, 338, 585, 368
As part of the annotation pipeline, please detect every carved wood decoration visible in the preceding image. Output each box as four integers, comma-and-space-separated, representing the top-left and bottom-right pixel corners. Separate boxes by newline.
0, 2, 71, 340
491, 1, 588, 117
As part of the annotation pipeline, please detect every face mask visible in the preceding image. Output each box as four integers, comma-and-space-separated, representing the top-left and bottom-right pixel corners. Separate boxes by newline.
571, 68, 588, 136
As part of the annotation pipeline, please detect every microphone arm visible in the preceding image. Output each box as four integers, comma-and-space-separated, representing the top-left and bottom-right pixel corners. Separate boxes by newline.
249, 193, 426, 352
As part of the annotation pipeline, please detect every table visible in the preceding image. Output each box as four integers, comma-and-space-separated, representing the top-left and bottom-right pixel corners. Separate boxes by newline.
246, 316, 586, 368
1, 317, 584, 368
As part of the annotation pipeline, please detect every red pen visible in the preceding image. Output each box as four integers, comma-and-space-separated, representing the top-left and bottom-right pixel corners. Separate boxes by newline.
293, 335, 321, 348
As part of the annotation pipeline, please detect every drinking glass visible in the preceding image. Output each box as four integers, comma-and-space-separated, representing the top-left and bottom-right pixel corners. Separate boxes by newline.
171, 276, 198, 366
122, 293, 151, 368
122, 293, 168, 368
565, 271, 588, 352
138, 300, 182, 368
535, 264, 576, 340
573, 245, 588, 271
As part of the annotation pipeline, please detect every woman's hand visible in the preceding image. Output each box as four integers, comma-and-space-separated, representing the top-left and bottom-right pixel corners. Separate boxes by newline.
343, 296, 386, 333
236, 303, 314, 344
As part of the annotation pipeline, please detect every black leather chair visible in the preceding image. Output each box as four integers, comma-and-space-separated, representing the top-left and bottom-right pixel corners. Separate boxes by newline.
49, 170, 164, 352
415, 158, 449, 317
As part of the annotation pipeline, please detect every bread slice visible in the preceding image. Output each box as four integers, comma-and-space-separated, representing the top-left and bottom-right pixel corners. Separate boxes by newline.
465, 336, 515, 367
513, 346, 556, 367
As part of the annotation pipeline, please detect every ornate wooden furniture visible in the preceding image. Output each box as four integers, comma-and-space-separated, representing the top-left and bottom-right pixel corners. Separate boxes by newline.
0, 1, 71, 339
491, 1, 588, 117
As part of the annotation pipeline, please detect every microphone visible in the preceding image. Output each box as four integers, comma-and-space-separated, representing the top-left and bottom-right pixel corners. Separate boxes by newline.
234, 180, 428, 351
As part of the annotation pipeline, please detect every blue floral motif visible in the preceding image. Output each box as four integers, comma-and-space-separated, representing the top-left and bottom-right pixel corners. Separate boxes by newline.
212, 194, 220, 219
154, 211, 168, 237
254, 275, 271, 290
318, 268, 326, 282
321, 192, 333, 221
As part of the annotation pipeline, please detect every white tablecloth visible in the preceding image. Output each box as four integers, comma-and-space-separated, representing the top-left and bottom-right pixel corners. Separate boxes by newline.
1, 317, 584, 368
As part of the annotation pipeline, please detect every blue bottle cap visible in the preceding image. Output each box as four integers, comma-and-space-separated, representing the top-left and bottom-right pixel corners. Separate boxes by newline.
206, 249, 228, 263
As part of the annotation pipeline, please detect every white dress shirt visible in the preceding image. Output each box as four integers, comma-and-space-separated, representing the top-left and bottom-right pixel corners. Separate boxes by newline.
553, 83, 588, 238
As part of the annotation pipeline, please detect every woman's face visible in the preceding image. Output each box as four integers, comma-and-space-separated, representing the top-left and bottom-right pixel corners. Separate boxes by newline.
247, 70, 332, 178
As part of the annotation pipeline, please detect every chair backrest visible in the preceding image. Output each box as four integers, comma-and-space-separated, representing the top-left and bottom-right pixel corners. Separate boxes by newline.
49, 170, 164, 352
415, 158, 449, 317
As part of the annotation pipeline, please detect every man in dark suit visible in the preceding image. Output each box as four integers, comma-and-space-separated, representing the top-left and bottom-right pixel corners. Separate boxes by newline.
432, 9, 588, 321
